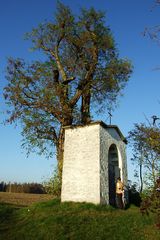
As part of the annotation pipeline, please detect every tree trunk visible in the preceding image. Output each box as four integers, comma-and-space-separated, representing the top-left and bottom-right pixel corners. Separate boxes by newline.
56, 127, 65, 188
152, 159, 156, 186
56, 116, 73, 192
139, 162, 143, 193
139, 150, 144, 193
81, 90, 91, 124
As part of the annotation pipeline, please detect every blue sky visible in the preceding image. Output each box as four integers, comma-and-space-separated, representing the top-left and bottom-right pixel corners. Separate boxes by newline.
0, 0, 160, 183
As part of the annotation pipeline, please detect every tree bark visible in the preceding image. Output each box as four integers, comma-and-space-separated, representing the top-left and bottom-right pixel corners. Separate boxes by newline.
56, 115, 73, 185
81, 89, 91, 124
139, 150, 143, 193
139, 162, 143, 193
56, 127, 65, 184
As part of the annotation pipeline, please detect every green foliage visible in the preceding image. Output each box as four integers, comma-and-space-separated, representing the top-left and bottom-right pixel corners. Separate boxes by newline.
127, 181, 142, 207
128, 123, 160, 190
140, 188, 160, 229
43, 168, 61, 197
129, 122, 160, 229
0, 200, 160, 239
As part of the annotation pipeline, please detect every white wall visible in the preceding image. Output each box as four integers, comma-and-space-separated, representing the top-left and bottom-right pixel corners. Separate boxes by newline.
61, 124, 100, 204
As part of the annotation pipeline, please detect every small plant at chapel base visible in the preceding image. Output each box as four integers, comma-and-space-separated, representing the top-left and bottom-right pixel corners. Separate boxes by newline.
43, 168, 61, 197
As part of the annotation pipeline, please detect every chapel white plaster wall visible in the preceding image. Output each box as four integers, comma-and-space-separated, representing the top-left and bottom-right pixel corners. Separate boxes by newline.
61, 124, 100, 204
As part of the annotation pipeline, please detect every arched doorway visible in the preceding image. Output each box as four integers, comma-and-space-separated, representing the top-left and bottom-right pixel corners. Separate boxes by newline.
108, 144, 120, 206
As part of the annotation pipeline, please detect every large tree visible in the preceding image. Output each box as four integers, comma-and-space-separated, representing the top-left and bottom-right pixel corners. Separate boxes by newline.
4, 2, 132, 184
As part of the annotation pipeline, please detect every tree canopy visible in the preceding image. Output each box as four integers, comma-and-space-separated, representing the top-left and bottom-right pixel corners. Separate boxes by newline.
4, 2, 132, 183
128, 123, 160, 190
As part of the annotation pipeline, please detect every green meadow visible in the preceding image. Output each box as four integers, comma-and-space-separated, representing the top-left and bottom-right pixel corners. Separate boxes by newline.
0, 198, 160, 240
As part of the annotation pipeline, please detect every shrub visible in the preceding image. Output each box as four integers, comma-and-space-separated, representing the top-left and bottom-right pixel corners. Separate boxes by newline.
127, 182, 142, 207
43, 168, 61, 197
140, 179, 160, 229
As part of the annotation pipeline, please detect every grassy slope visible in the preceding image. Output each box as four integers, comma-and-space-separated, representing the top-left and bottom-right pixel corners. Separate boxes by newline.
0, 199, 160, 240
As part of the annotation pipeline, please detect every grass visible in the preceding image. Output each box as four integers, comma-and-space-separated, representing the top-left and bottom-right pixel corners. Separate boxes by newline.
0, 195, 160, 240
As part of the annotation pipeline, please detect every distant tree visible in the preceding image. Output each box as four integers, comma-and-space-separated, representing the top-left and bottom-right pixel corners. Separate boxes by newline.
4, 2, 132, 190
4, 182, 45, 194
28, 183, 45, 194
0, 182, 6, 192
128, 123, 160, 191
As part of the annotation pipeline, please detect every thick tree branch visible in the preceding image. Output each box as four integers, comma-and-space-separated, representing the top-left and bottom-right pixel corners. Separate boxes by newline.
54, 45, 67, 82
35, 126, 58, 146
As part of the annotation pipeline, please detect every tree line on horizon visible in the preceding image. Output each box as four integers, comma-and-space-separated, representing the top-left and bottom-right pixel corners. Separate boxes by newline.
0, 181, 46, 194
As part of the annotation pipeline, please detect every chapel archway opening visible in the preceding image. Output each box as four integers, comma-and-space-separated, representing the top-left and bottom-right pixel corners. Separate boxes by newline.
108, 144, 120, 206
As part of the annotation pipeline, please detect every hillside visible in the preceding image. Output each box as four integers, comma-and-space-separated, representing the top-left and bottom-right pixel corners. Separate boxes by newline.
0, 195, 160, 239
